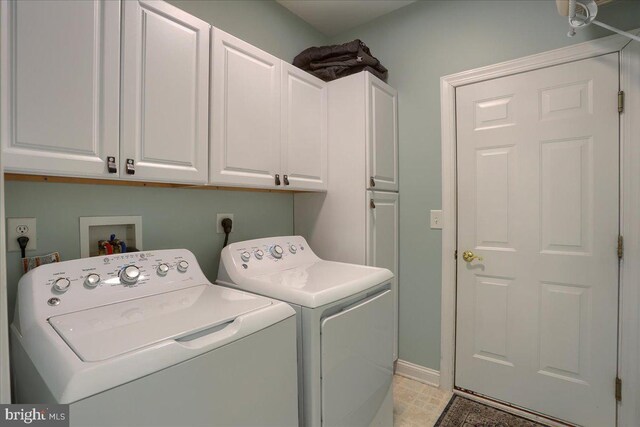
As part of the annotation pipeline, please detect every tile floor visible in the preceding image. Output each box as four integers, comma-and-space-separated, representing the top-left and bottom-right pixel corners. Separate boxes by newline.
393, 375, 452, 427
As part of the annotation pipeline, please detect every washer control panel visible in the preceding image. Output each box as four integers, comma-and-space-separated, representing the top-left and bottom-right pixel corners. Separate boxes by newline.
16, 249, 208, 319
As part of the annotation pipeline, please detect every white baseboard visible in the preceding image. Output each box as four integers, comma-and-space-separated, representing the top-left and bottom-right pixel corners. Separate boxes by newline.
395, 359, 440, 387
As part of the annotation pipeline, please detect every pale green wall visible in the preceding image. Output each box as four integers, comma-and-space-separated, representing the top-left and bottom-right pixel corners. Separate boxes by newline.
330, 0, 640, 370
166, 0, 326, 61
5, 182, 293, 320
4, 1, 326, 321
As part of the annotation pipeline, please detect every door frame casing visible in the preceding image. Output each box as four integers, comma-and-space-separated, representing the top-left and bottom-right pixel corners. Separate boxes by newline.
440, 30, 640, 427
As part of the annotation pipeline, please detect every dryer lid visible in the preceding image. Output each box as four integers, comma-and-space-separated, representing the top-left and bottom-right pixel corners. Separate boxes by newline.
236, 260, 394, 308
49, 284, 271, 362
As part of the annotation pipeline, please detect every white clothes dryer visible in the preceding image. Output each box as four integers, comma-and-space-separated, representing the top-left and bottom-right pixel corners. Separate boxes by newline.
217, 236, 394, 427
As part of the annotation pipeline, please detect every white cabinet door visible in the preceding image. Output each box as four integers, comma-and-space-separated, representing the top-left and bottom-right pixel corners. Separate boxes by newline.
281, 63, 327, 191
367, 191, 399, 360
121, 0, 209, 184
211, 29, 281, 188
0, 0, 120, 178
366, 74, 398, 192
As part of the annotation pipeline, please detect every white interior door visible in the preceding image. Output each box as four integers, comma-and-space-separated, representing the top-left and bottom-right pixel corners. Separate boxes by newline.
1, 0, 120, 178
121, 0, 210, 184
455, 53, 619, 427
211, 29, 281, 188
367, 191, 399, 361
281, 63, 327, 191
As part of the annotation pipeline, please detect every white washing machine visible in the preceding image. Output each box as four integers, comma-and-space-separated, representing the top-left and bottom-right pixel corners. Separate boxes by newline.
217, 236, 394, 427
11, 249, 299, 427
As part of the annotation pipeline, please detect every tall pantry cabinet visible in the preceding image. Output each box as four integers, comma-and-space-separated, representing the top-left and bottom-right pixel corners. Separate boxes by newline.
294, 72, 399, 360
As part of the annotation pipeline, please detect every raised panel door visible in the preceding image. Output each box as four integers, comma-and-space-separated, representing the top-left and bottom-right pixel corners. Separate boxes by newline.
367, 191, 399, 360
455, 53, 619, 426
1, 0, 120, 178
281, 63, 327, 191
121, 0, 209, 183
366, 73, 398, 191
211, 29, 281, 188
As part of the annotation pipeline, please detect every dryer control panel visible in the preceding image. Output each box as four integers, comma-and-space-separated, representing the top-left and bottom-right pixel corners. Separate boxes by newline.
15, 249, 209, 321
221, 236, 320, 277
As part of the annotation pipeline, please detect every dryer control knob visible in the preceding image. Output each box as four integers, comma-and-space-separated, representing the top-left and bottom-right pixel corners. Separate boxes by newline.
270, 245, 284, 259
120, 265, 140, 285
254, 249, 264, 260
177, 260, 189, 273
157, 263, 169, 276
240, 251, 251, 262
53, 277, 71, 293
84, 273, 100, 288
289, 245, 297, 254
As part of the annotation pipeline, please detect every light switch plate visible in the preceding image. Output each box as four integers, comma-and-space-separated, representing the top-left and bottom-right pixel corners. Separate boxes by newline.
7, 217, 37, 252
430, 210, 443, 229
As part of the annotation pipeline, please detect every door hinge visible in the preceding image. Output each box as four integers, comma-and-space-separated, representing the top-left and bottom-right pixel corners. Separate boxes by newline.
454, 250, 458, 260
618, 235, 624, 260
616, 377, 622, 401
618, 91, 624, 113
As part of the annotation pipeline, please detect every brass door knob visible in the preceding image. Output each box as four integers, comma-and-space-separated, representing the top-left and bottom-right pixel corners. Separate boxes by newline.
462, 251, 483, 263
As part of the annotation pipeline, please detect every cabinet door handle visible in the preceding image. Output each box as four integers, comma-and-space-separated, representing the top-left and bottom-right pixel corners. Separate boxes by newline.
275, 174, 281, 185
107, 156, 117, 174
283, 175, 290, 186
126, 159, 135, 175
370, 177, 376, 187
370, 200, 376, 209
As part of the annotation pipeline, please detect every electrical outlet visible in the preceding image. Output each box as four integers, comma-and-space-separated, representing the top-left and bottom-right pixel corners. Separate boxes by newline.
430, 210, 443, 229
7, 217, 37, 252
216, 214, 234, 234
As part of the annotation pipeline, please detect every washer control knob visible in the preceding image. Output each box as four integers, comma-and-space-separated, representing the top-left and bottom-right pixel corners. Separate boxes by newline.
177, 260, 189, 273
157, 263, 169, 276
289, 245, 297, 254
84, 273, 100, 288
240, 251, 251, 262
120, 265, 140, 285
270, 245, 284, 259
254, 249, 264, 260
53, 278, 71, 293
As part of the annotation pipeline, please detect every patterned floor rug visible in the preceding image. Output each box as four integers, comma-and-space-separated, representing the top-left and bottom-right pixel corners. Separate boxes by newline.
434, 395, 549, 427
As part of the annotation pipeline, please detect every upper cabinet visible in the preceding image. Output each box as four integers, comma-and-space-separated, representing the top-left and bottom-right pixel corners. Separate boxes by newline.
210, 29, 282, 189
211, 30, 327, 191
0, 0, 336, 192
366, 73, 398, 192
0, 0, 121, 178
121, 0, 210, 184
281, 63, 327, 191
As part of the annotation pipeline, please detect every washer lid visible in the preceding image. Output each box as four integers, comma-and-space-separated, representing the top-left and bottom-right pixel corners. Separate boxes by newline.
237, 261, 394, 308
49, 284, 271, 362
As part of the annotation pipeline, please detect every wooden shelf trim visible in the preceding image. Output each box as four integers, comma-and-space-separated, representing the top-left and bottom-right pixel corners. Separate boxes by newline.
3, 173, 302, 194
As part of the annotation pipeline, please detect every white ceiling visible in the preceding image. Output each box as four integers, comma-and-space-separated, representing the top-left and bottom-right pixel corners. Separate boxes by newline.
276, 0, 417, 37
